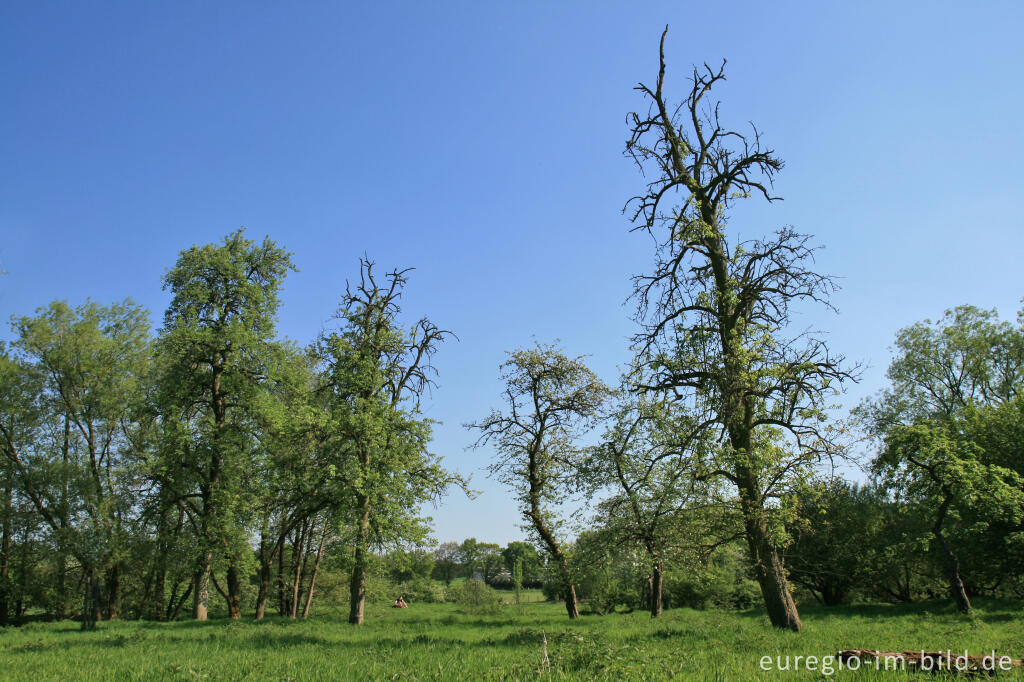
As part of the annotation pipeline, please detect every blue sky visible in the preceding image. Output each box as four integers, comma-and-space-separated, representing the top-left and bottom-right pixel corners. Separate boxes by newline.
2, 1, 1022, 545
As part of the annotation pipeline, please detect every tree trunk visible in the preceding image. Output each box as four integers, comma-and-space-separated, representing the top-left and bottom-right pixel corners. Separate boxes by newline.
278, 528, 289, 617
933, 498, 971, 614
255, 544, 274, 620
81, 574, 100, 631
255, 509, 275, 620
151, 507, 177, 621
152, 560, 166, 621
0, 479, 10, 627
737, 465, 802, 632
563, 582, 580, 619
290, 521, 308, 619
105, 563, 120, 619
527, 448, 579, 619
348, 497, 371, 625
743, 510, 802, 631
192, 557, 211, 620
650, 560, 663, 618
226, 563, 242, 619
302, 525, 327, 618
169, 580, 192, 621
55, 551, 67, 621
16, 525, 29, 626
57, 414, 70, 621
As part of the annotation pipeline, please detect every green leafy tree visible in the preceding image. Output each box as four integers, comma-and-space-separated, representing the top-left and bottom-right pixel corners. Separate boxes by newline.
468, 343, 611, 619
2, 301, 151, 624
317, 258, 465, 625
457, 537, 501, 582
587, 396, 722, 617
0, 342, 42, 627
512, 556, 523, 605
860, 305, 1024, 613
956, 395, 1024, 589
624, 30, 857, 630
432, 541, 461, 585
248, 342, 328, 620
784, 480, 885, 606
457, 537, 483, 578
155, 229, 295, 619
501, 541, 542, 587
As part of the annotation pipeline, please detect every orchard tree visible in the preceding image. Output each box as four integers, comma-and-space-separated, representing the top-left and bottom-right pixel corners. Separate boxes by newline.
468, 343, 611, 619
587, 396, 723, 617
318, 258, 465, 625
155, 229, 295, 619
624, 30, 857, 630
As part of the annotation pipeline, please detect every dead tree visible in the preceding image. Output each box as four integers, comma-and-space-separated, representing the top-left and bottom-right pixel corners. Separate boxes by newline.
625, 28, 857, 631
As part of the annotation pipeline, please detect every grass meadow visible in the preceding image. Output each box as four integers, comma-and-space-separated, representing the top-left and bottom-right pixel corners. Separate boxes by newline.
1, 598, 1022, 680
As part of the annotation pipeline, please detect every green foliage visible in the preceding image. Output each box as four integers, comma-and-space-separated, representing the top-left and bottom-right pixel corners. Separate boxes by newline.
153, 229, 296, 616
315, 258, 466, 623
784, 480, 887, 606
446, 578, 500, 614
393, 576, 447, 604
861, 305, 1024, 611
502, 541, 542, 586
666, 542, 762, 611
3, 300, 152, 590
469, 343, 611, 617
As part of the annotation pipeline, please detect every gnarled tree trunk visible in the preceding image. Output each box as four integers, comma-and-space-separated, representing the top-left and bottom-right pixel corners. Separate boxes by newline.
737, 464, 801, 631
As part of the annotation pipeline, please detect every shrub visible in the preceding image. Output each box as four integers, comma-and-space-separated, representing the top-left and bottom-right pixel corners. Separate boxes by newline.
446, 578, 501, 614
395, 577, 447, 603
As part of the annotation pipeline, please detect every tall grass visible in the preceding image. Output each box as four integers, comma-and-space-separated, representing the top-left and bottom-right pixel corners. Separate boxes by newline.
1, 599, 1021, 680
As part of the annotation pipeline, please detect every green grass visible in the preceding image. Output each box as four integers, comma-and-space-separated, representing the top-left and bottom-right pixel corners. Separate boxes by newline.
1, 599, 1022, 680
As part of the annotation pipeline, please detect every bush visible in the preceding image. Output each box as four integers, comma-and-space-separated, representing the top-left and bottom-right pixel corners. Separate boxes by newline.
395, 577, 447, 604
446, 578, 500, 614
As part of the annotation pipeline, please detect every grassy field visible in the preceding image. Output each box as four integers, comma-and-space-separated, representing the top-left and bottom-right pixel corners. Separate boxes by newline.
1, 599, 1022, 680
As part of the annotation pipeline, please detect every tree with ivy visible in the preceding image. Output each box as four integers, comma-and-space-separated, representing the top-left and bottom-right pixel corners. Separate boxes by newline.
624, 29, 858, 630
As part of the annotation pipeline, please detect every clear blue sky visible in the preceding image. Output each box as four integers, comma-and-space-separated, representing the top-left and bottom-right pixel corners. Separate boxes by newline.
2, 1, 1022, 546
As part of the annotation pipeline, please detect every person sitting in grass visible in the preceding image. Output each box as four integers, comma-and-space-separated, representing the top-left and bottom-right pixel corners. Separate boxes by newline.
393, 596, 408, 608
